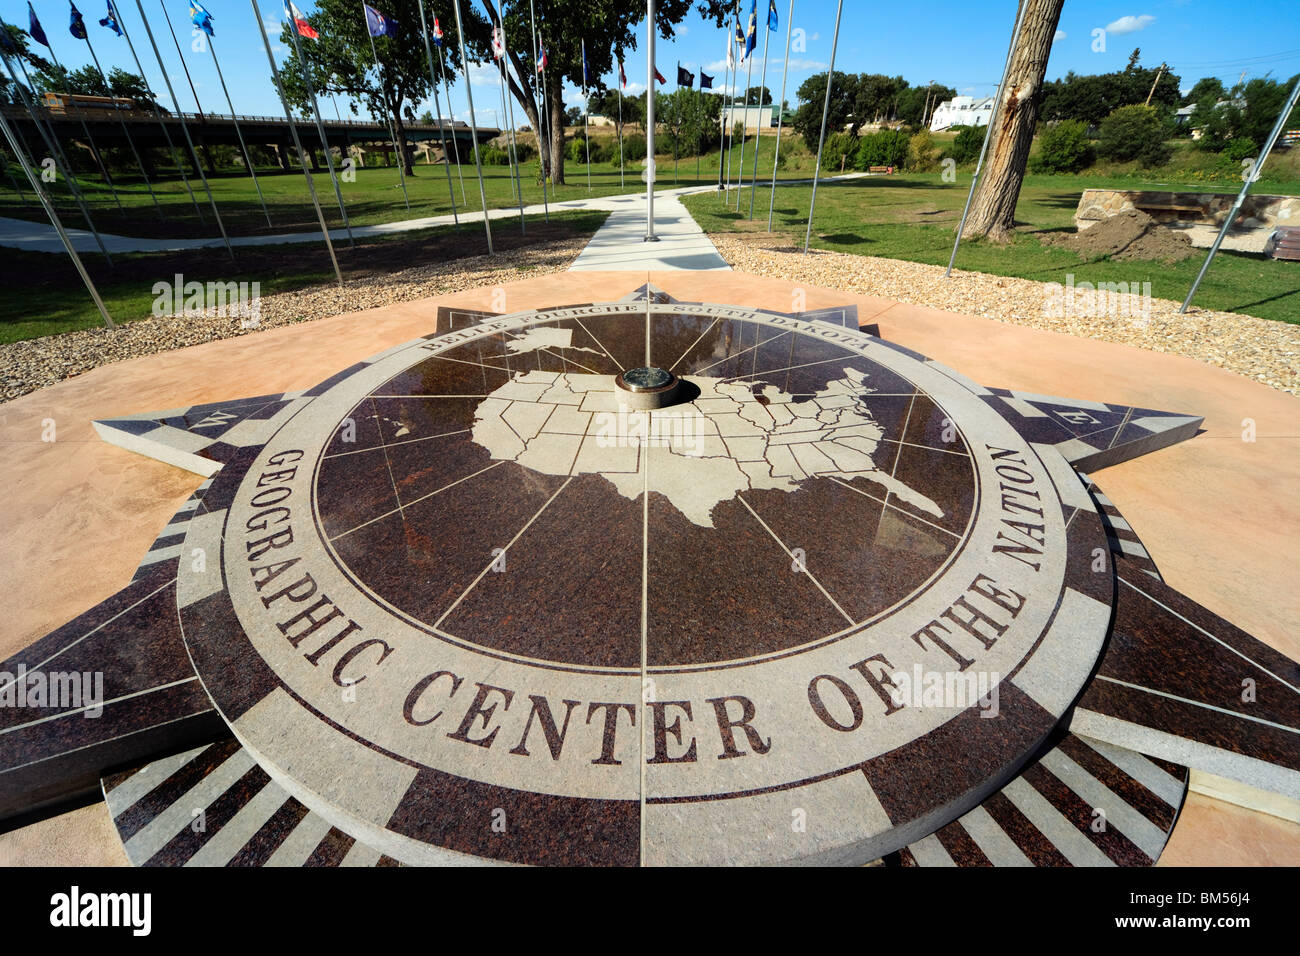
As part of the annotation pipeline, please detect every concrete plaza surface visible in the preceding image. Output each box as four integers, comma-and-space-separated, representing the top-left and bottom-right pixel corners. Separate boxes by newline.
0, 269, 1296, 865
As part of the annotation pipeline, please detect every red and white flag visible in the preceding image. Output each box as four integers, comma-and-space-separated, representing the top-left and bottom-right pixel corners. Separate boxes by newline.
283, 0, 318, 39
491, 25, 505, 59
618, 57, 626, 89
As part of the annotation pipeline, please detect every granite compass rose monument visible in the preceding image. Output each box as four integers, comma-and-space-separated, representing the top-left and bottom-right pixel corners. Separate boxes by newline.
2, 286, 1296, 867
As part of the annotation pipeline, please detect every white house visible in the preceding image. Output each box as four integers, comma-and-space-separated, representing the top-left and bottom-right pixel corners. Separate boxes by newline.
929, 95, 994, 132
721, 105, 780, 131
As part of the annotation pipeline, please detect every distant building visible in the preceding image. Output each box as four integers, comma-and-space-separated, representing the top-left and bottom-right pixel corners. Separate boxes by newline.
721, 105, 780, 131
929, 95, 994, 132
587, 113, 616, 128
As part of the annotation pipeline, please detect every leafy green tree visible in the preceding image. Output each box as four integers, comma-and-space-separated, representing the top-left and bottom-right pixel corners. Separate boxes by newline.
853, 128, 908, 169
896, 83, 955, 128
1182, 77, 1224, 107
854, 73, 906, 124
742, 85, 771, 106
1097, 104, 1171, 166
1030, 119, 1092, 173
792, 71, 857, 144
945, 125, 984, 165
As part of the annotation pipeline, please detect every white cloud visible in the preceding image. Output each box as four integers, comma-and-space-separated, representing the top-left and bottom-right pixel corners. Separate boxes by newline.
787, 58, 828, 72
623, 82, 646, 96
468, 62, 502, 88
1105, 14, 1155, 35
1053, 29, 1066, 42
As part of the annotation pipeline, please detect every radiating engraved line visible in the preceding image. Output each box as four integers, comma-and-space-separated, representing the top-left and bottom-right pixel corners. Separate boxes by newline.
1105, 406, 1136, 450
322, 428, 470, 459
433, 477, 574, 628
0, 678, 199, 737
726, 353, 870, 383
877, 436, 970, 458
574, 316, 622, 371
1094, 675, 1300, 732
1118, 576, 1300, 695
874, 393, 917, 539
668, 317, 718, 373
330, 461, 506, 541
738, 496, 855, 625
693, 330, 791, 374
0, 579, 175, 697
639, 417, 650, 867
371, 397, 405, 518
827, 476, 962, 541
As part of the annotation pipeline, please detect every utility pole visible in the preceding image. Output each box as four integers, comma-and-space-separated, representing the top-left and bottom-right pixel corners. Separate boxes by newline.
1144, 63, 1167, 107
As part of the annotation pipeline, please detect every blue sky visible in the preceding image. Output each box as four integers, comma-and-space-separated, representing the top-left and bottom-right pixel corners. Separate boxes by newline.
3, 0, 1297, 127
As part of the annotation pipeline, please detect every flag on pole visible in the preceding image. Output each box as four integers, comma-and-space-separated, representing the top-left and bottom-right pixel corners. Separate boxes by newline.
767, 0, 778, 31
700, 71, 714, 90
364, 3, 397, 38
653, 65, 666, 85
99, 1, 122, 35
536, 41, 546, 73
188, 1, 214, 37
745, 1, 758, 57
726, 31, 735, 70
27, 4, 49, 47
69, 3, 88, 39
581, 42, 590, 88
285, 1, 319, 40
618, 56, 625, 89
734, 19, 745, 63
491, 25, 505, 59
676, 63, 693, 88
431, 14, 442, 46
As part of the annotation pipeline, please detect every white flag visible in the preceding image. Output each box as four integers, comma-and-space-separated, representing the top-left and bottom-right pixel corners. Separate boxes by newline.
726, 33, 735, 70
491, 26, 506, 59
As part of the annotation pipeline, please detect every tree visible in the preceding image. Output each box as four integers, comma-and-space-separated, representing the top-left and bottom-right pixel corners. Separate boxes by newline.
896, 83, 956, 128
1030, 119, 1092, 172
277, 0, 446, 175
854, 73, 907, 125
961, 0, 1064, 242
1182, 76, 1224, 107
792, 71, 857, 144
742, 85, 772, 106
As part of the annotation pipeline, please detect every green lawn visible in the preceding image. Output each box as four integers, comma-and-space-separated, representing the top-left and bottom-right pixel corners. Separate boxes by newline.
0, 209, 608, 343
0, 132, 817, 240
684, 172, 1300, 324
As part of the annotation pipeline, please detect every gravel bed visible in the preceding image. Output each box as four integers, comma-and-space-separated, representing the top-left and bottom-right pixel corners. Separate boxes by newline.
1, 237, 586, 403
711, 233, 1300, 396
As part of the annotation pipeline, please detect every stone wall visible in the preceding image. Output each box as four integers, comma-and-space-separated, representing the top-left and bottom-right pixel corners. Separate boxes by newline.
1075, 189, 1300, 231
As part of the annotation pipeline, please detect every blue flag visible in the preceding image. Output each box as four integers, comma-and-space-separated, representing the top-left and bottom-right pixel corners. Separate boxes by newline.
582, 42, 590, 88
768, 0, 778, 31
28, 3, 49, 47
364, 4, 397, 38
99, 1, 123, 35
70, 2, 88, 39
745, 1, 757, 56
189, 1, 214, 37
700, 71, 714, 90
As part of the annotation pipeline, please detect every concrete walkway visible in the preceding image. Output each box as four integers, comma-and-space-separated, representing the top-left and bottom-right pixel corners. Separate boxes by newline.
0, 173, 868, 261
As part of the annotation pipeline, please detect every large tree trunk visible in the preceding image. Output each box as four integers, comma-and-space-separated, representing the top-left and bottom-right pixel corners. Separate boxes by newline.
549, 82, 568, 186
961, 0, 1064, 241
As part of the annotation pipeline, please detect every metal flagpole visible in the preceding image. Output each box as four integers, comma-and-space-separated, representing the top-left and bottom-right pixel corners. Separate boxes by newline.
536, 29, 554, 198
747, 0, 774, 218
283, 12, 355, 247
718, 30, 730, 194
525, 0, 548, 220
581, 38, 591, 191
363, 4, 410, 211
802, 0, 842, 255
83, 30, 164, 219
735, 8, 754, 211
944, 0, 1026, 277
494, 48, 513, 198
250, 0, 341, 284
644, 0, 657, 242
616, 57, 624, 190
672, 65, 678, 186
1181, 74, 1300, 313
110, 0, 205, 220
450, 0, 492, 253
435, 43, 467, 205
766, 0, 792, 230
40, 16, 124, 212
0, 47, 111, 262
495, 35, 524, 233
0, 105, 113, 326
208, 35, 272, 228
415, 0, 458, 226
132, 0, 233, 257
158, 1, 204, 120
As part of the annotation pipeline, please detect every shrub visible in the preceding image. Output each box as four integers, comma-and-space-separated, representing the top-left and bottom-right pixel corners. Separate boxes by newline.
1223, 137, 1257, 162
1097, 105, 1172, 167
620, 133, 647, 163
1031, 119, 1093, 173
944, 125, 984, 165
905, 130, 937, 171
854, 129, 909, 170
820, 130, 858, 172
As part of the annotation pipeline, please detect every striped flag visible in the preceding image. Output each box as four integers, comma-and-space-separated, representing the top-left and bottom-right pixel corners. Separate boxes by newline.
284, 0, 319, 40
